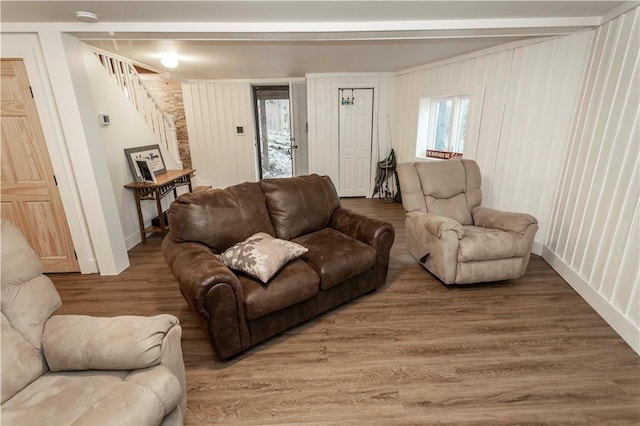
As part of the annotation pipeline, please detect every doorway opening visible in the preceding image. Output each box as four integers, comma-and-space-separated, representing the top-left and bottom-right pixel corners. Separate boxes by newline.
253, 85, 292, 179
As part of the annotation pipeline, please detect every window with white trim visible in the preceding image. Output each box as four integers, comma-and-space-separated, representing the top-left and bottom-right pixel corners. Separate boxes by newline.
416, 94, 470, 160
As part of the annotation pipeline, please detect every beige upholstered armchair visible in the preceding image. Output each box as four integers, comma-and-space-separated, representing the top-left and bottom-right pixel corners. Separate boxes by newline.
397, 159, 538, 285
1, 220, 186, 425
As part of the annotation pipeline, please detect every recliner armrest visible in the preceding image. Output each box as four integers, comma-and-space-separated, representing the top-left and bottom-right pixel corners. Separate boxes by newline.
472, 206, 538, 235
42, 314, 180, 372
407, 211, 464, 239
71, 365, 182, 426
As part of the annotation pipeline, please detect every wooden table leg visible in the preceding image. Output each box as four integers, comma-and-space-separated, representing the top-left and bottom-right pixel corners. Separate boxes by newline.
134, 190, 147, 244
155, 188, 166, 236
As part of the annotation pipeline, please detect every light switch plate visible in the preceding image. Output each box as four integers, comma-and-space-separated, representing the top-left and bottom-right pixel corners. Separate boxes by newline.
98, 114, 111, 126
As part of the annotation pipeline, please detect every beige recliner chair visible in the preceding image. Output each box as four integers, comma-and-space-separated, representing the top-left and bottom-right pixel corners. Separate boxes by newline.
0, 219, 186, 425
397, 159, 538, 285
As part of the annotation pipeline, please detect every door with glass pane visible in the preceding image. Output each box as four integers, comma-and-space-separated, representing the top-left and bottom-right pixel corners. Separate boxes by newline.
253, 86, 293, 179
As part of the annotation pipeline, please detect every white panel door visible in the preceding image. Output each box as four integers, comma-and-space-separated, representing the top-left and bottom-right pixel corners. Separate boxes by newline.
339, 88, 373, 196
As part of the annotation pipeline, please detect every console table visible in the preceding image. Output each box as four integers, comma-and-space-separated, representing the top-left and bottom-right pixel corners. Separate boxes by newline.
125, 168, 194, 244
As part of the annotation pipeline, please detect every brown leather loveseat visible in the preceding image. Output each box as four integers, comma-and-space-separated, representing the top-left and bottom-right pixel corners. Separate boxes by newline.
163, 174, 395, 359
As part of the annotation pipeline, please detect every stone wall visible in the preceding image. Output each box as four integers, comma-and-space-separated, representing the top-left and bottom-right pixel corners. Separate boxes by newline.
141, 76, 192, 169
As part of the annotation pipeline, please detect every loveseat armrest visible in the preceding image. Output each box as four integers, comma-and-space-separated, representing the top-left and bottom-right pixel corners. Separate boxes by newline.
330, 207, 394, 248
163, 237, 242, 316
407, 211, 464, 239
42, 314, 180, 372
162, 235, 250, 359
472, 206, 538, 235
330, 207, 395, 289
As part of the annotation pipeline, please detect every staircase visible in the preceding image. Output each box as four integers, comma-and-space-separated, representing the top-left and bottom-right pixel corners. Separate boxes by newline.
92, 49, 182, 168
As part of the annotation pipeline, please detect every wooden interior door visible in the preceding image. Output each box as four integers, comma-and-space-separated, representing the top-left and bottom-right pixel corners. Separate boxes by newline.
1, 59, 80, 272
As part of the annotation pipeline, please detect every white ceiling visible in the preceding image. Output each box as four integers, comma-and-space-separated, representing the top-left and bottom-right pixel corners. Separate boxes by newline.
1, 1, 634, 80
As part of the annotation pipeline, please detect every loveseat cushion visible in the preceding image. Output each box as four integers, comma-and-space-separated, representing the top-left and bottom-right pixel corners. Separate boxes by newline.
241, 259, 320, 320
169, 182, 276, 252
260, 174, 340, 240
458, 226, 530, 262
0, 366, 181, 425
294, 228, 377, 290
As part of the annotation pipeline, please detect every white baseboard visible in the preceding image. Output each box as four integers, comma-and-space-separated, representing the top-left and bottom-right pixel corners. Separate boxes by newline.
532, 241, 544, 256
542, 246, 639, 355
125, 231, 143, 251
79, 257, 99, 274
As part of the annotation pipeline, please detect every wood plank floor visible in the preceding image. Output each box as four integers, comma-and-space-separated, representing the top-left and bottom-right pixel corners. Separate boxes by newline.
49, 199, 640, 425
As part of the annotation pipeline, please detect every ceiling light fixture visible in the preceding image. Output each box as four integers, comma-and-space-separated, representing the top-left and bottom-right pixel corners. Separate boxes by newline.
160, 53, 179, 69
75, 11, 99, 23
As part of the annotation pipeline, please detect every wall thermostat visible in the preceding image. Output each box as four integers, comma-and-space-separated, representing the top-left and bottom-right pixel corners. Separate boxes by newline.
98, 114, 111, 127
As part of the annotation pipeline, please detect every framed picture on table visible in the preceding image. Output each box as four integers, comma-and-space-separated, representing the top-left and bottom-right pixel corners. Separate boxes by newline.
135, 159, 157, 183
124, 144, 166, 181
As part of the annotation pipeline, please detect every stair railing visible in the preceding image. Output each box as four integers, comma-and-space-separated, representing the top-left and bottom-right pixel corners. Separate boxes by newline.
91, 49, 182, 167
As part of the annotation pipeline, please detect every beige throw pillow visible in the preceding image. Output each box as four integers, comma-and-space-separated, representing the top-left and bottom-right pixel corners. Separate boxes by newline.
218, 232, 308, 283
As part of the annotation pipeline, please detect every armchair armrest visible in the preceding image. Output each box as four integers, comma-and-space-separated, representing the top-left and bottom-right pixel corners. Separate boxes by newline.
407, 211, 464, 239
472, 206, 538, 235
42, 314, 179, 372
162, 235, 250, 359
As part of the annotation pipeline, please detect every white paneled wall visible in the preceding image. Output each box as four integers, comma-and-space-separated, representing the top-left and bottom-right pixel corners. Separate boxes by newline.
307, 76, 339, 179
492, 33, 594, 239
393, 49, 513, 199
182, 81, 257, 189
545, 7, 639, 352
392, 33, 593, 251
307, 73, 393, 194
184, 74, 393, 192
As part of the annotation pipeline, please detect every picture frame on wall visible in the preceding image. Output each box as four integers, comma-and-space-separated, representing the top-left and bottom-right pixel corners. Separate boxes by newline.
124, 144, 166, 181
